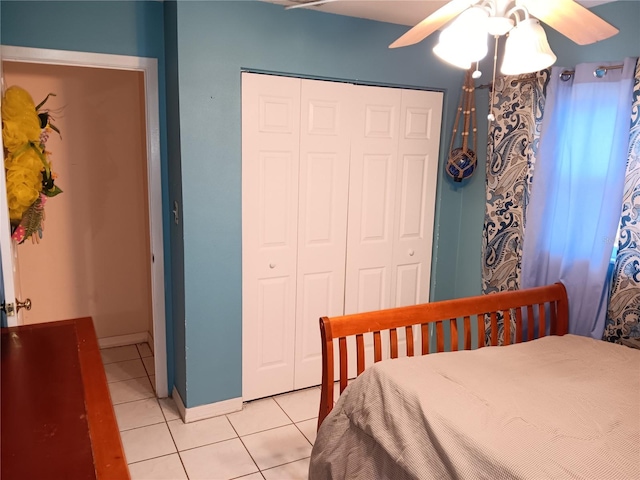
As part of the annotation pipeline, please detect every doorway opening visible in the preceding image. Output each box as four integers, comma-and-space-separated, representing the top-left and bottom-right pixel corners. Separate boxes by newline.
0, 46, 167, 397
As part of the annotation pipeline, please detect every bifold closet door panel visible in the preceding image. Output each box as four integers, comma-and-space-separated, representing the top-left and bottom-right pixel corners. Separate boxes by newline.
391, 89, 444, 358
242, 73, 301, 401
392, 89, 443, 306
344, 85, 402, 317
293, 79, 353, 390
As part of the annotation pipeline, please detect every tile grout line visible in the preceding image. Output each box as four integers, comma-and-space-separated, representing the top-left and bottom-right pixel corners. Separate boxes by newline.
165, 404, 190, 479
260, 455, 312, 476
292, 420, 314, 448
225, 413, 262, 478
229, 471, 265, 480
118, 416, 166, 433
272, 395, 318, 427
127, 451, 177, 467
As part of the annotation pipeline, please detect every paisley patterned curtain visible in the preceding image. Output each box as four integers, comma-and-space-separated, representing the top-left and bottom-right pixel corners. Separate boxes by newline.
482, 71, 550, 343
482, 71, 549, 294
604, 61, 640, 342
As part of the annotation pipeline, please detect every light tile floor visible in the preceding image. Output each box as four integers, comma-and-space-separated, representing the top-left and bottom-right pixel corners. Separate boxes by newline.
101, 343, 323, 480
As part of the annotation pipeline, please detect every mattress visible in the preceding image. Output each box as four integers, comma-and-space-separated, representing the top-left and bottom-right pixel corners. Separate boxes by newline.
309, 334, 640, 479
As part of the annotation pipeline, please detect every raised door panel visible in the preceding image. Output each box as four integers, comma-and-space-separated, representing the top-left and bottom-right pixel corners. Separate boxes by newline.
242, 73, 301, 400
294, 79, 352, 390
344, 85, 402, 316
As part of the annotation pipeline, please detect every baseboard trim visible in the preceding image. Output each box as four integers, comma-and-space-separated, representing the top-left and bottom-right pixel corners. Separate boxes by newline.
98, 332, 148, 349
172, 387, 242, 423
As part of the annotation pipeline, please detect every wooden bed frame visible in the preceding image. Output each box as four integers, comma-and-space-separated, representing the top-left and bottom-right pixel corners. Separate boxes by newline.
318, 283, 569, 428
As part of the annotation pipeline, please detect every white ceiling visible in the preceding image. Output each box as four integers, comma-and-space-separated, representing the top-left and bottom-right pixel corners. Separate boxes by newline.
268, 0, 616, 27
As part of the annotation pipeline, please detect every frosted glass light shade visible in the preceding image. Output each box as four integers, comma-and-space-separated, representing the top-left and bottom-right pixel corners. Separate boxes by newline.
501, 18, 557, 75
433, 7, 489, 70
433, 28, 472, 69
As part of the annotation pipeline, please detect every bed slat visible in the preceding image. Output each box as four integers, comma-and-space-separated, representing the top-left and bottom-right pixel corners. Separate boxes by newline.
527, 305, 535, 341
450, 319, 458, 351
515, 307, 523, 343
490, 311, 498, 346
339, 337, 347, 393
421, 324, 429, 355
436, 322, 444, 353
390, 328, 398, 359
356, 334, 365, 375
504, 309, 511, 345
477, 315, 485, 348
538, 303, 546, 339
373, 331, 382, 363
463, 316, 471, 350
406, 326, 414, 357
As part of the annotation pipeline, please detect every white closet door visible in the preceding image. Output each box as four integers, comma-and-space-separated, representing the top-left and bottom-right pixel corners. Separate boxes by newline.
242, 73, 301, 400
293, 79, 353, 390
391, 89, 444, 357
392, 89, 442, 306
344, 85, 402, 316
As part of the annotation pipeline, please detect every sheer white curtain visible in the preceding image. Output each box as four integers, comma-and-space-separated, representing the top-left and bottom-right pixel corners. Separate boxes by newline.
521, 58, 638, 338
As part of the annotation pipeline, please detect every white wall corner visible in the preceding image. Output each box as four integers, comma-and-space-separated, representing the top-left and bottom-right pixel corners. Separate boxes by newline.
172, 387, 243, 423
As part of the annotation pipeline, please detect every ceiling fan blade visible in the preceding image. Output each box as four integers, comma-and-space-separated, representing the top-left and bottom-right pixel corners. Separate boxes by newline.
389, 0, 479, 49
520, 0, 619, 45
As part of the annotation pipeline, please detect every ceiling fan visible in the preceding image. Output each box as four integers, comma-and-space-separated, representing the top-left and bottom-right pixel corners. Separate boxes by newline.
390, 0, 618, 49
389, 0, 618, 74
386, 0, 618, 120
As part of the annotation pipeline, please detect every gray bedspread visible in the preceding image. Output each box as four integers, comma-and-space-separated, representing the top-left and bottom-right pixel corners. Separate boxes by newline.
309, 335, 640, 479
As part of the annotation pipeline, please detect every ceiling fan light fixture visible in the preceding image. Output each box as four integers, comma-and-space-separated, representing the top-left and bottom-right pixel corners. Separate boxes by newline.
486, 16, 514, 36
432, 6, 489, 70
501, 18, 557, 75
433, 38, 472, 69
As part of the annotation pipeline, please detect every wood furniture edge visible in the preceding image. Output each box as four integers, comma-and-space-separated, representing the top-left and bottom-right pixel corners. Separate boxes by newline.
75, 317, 130, 479
318, 283, 570, 429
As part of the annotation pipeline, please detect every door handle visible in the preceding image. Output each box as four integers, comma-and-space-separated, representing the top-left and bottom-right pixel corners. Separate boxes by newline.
16, 298, 32, 313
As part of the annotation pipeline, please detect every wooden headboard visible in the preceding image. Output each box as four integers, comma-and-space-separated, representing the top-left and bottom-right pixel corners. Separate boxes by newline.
318, 283, 569, 428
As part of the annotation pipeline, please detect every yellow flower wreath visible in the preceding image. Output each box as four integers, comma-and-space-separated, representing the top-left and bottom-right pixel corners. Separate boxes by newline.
2, 86, 42, 153
2, 85, 61, 243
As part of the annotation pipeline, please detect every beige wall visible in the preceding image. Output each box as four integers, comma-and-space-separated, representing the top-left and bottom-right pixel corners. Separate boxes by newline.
4, 62, 152, 340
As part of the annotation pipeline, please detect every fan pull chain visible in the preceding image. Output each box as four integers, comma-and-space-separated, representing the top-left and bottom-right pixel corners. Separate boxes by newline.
487, 35, 499, 122
472, 78, 477, 155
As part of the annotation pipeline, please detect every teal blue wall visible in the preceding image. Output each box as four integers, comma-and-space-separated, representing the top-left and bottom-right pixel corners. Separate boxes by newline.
173, 0, 467, 407
0, 1, 175, 389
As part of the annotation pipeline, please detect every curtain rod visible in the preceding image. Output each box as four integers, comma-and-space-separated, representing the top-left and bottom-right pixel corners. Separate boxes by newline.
478, 63, 625, 90
562, 63, 624, 75
560, 63, 624, 80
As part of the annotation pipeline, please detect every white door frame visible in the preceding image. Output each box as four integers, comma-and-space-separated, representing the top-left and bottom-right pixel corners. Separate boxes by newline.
0, 45, 168, 398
